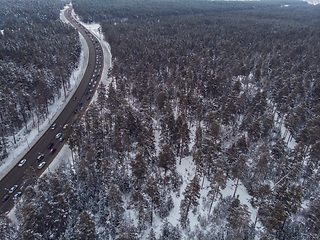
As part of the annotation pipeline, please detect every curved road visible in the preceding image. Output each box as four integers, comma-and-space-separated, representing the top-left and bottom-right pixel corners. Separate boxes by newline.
0, 6, 104, 214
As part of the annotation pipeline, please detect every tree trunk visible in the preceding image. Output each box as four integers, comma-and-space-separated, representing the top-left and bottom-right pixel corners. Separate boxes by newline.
254, 204, 261, 227
209, 187, 218, 214
233, 178, 239, 199
164, 169, 167, 185
12, 127, 16, 144
179, 139, 183, 165
186, 201, 191, 220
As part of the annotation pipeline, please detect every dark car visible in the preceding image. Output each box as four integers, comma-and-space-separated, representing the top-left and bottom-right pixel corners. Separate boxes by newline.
48, 143, 54, 149
2, 194, 10, 202
50, 148, 56, 154
79, 102, 82, 106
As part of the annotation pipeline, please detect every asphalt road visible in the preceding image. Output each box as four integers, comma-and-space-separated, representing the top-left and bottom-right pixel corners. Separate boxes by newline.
0, 7, 103, 214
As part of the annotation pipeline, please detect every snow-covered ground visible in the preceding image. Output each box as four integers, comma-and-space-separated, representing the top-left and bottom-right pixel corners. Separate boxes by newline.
304, 0, 320, 5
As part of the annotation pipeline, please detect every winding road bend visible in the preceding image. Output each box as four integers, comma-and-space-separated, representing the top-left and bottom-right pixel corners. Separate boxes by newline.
0, 6, 104, 214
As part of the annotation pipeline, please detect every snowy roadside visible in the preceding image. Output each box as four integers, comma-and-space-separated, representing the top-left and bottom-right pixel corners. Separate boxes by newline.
41, 6, 113, 174
7, 4, 112, 222
0, 4, 112, 181
0, 17, 88, 182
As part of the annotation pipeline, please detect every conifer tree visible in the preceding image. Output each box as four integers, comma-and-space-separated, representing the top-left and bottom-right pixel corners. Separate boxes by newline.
158, 144, 176, 184
76, 211, 97, 240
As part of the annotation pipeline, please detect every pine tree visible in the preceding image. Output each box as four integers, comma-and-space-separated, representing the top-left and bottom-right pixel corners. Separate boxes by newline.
0, 215, 17, 240
145, 177, 160, 226
158, 144, 176, 184
107, 185, 124, 224
76, 211, 97, 240
227, 197, 250, 239
131, 152, 147, 184
208, 169, 227, 214
180, 175, 201, 227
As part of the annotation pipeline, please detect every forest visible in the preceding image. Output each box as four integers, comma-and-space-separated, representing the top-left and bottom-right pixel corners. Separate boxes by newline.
1, 0, 320, 239
0, 0, 80, 159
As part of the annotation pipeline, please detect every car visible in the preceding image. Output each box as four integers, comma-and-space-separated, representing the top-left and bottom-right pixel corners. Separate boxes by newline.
73, 97, 77, 101
87, 96, 91, 100
63, 124, 69, 129
38, 162, 46, 170
59, 137, 64, 142
79, 102, 83, 106
18, 159, 27, 167
8, 185, 18, 194
85, 91, 89, 95
48, 143, 54, 149
37, 154, 45, 162
2, 195, 10, 202
55, 133, 62, 139
50, 148, 56, 154
51, 123, 57, 130
13, 192, 22, 200
74, 109, 78, 114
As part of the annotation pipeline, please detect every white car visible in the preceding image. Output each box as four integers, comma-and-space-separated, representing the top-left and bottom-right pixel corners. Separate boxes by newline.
38, 162, 46, 170
8, 185, 18, 194
13, 192, 22, 200
55, 133, 62, 139
37, 154, 45, 162
63, 124, 69, 129
18, 159, 27, 167
51, 123, 57, 130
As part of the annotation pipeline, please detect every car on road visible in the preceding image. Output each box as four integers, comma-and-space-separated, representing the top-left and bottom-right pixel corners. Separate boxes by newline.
13, 192, 22, 200
73, 97, 77, 101
55, 133, 62, 139
8, 185, 18, 194
50, 148, 56, 154
37, 154, 45, 162
2, 194, 10, 202
38, 162, 46, 170
63, 124, 69, 129
87, 96, 91, 100
18, 159, 27, 167
59, 137, 64, 142
51, 123, 57, 130
79, 102, 83, 106
48, 143, 54, 149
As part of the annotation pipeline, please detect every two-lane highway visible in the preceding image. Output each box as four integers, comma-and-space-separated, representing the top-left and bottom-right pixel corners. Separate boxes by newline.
0, 6, 104, 214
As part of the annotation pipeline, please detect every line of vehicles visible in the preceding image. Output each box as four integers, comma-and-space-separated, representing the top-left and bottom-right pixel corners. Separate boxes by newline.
1, 5, 104, 211
2, 122, 68, 203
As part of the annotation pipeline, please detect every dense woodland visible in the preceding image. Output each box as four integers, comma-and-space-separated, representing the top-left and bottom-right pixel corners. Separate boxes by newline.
0, 0, 80, 159
1, 0, 320, 239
